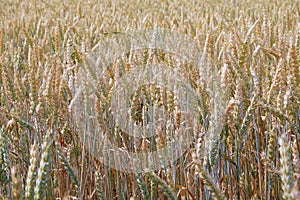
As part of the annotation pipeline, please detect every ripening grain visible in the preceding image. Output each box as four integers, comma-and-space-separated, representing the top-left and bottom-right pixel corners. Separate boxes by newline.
0, 0, 299, 199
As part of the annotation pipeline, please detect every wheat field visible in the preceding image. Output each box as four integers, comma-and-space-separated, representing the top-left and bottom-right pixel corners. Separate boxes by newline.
0, 0, 300, 199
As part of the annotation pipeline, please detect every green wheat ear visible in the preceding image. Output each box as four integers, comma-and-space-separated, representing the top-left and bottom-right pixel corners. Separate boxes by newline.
95, 170, 105, 200
135, 173, 150, 200
0, 126, 12, 199
194, 161, 227, 200
25, 142, 38, 199
33, 133, 52, 200
57, 147, 80, 196
279, 134, 295, 200
147, 171, 177, 200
